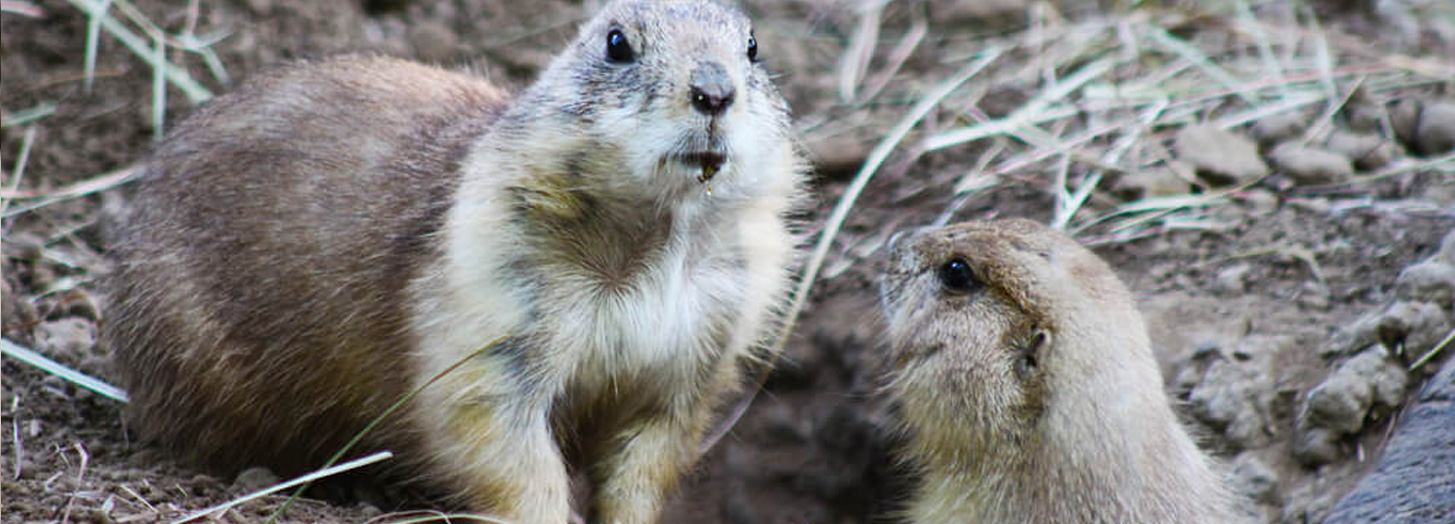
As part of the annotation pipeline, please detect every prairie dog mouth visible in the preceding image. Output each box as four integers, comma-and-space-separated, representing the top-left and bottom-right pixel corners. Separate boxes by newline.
674, 151, 727, 183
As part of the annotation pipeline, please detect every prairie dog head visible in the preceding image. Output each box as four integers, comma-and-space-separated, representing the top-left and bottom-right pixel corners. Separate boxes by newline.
878, 218, 1159, 456
511, 0, 795, 206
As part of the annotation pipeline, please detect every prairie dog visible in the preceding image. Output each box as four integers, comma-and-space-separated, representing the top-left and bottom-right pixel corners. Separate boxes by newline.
877, 219, 1248, 524
104, 1, 804, 522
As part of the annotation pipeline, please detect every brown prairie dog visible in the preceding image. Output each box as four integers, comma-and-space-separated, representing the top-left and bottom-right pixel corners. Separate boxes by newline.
103, 1, 804, 523
877, 219, 1249, 524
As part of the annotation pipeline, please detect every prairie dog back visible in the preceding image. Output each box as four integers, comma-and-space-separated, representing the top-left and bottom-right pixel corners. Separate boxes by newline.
105, 1, 805, 522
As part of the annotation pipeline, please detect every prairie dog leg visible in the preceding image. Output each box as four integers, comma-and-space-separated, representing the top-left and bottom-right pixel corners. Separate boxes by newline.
587, 405, 706, 524
440, 396, 572, 524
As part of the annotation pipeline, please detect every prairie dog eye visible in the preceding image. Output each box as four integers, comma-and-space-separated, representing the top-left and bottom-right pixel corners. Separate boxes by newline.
747, 33, 758, 61
938, 258, 980, 294
606, 29, 635, 63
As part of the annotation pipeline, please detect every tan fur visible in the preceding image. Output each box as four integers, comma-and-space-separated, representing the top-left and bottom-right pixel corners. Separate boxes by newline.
104, 2, 804, 523
877, 219, 1249, 524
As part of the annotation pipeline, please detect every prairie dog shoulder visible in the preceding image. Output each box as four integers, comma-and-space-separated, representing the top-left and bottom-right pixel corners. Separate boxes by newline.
106, 1, 804, 523
878, 219, 1248, 524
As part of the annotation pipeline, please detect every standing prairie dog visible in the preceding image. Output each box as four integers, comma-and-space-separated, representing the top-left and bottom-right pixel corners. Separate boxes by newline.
104, 1, 804, 522
877, 219, 1248, 524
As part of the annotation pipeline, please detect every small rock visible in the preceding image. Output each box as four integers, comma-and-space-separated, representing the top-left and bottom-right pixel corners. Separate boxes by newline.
1303, 347, 1409, 435
1230, 453, 1280, 505
9, 232, 45, 260
356, 503, 382, 519
1271, 145, 1354, 185
1305, 372, 1375, 434
35, 317, 98, 357
1251, 112, 1307, 148
1112, 168, 1191, 201
64, 290, 102, 321
1414, 101, 1455, 155
242, 0, 272, 15
409, 21, 459, 63
1287, 197, 1331, 214
805, 134, 870, 181
1394, 261, 1455, 308
1342, 100, 1386, 133
1324, 131, 1397, 171
1187, 336, 1284, 449
1292, 428, 1344, 467
2, 279, 40, 340
1236, 188, 1280, 216
1376, 301, 1451, 360
1298, 281, 1331, 311
231, 466, 280, 493
1215, 263, 1253, 293
1391, 99, 1422, 146
1440, 229, 1455, 266
1392, 99, 1455, 155
1175, 124, 1269, 186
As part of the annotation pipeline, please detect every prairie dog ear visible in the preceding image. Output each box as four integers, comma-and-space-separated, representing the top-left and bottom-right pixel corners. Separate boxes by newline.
1014, 327, 1051, 380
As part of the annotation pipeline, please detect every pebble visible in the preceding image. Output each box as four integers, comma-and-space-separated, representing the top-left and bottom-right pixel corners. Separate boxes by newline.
1214, 263, 1253, 293
1231, 453, 1280, 505
1187, 335, 1284, 449
35, 318, 98, 357
1414, 101, 1455, 155
1111, 167, 1191, 201
1392, 99, 1455, 155
231, 466, 280, 493
1236, 188, 1280, 216
1439, 228, 1455, 266
1271, 145, 1355, 185
1175, 124, 1269, 186
1292, 426, 1344, 468
1301, 346, 1408, 437
1394, 261, 1455, 308
1324, 131, 1397, 171
1377, 301, 1451, 360
243, 0, 273, 15
1251, 112, 1307, 148
1342, 100, 1386, 133
408, 21, 459, 64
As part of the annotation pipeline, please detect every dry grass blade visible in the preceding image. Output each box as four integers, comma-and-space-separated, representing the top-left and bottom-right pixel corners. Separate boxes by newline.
1, 1, 45, 16
1, 126, 38, 221
854, 3, 927, 104
66, 0, 213, 104
1, 338, 131, 402
1070, 177, 1264, 237
922, 56, 1114, 151
0, 102, 58, 128
370, 511, 515, 524
699, 47, 1004, 455
2, 165, 142, 218
1143, 24, 1258, 105
1233, 0, 1288, 100
837, 2, 882, 103
787, 46, 1002, 334
1409, 328, 1454, 372
170, 451, 394, 524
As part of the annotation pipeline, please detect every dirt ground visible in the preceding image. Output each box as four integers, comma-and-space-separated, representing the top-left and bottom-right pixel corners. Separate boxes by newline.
3, 0, 1454, 523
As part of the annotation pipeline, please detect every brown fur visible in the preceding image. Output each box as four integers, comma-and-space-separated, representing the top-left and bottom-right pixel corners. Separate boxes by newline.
105, 1, 804, 522
877, 219, 1249, 524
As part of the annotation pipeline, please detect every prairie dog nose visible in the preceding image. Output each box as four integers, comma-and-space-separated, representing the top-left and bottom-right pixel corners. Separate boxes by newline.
690, 61, 734, 116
